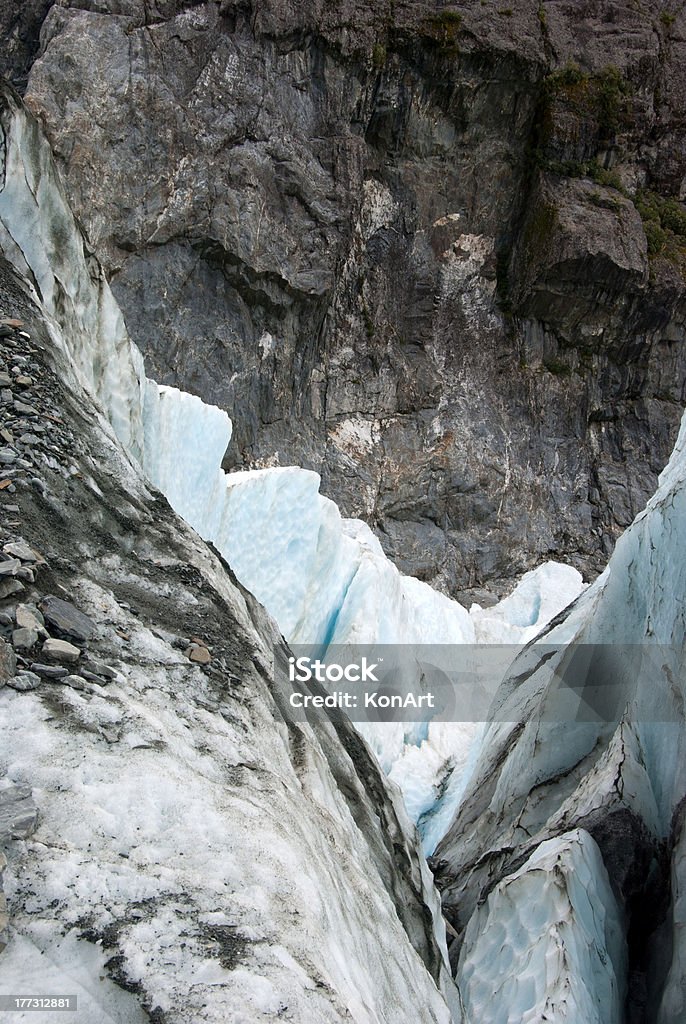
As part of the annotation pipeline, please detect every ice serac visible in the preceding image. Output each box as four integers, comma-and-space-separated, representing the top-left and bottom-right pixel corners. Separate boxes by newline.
433, 410, 686, 1017
143, 380, 233, 534
0, 83, 460, 1024
142, 396, 586, 804
213, 467, 476, 648
202, 462, 584, 654
204, 466, 585, 793
470, 561, 586, 644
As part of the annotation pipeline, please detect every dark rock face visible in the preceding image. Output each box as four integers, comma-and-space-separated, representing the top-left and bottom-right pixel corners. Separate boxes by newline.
0, 0, 52, 93
16, 0, 686, 598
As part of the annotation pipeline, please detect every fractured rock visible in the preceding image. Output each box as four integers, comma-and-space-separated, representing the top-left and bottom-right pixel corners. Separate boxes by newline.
0, 782, 38, 841
11, 627, 37, 650
4, 541, 41, 562
0, 638, 16, 685
15, 603, 45, 631
7, 671, 41, 691
0, 579, 23, 600
12, 400, 36, 415
0, 853, 8, 954
39, 596, 96, 641
59, 674, 88, 691
30, 662, 68, 679
41, 638, 81, 663
187, 645, 211, 665
83, 660, 116, 680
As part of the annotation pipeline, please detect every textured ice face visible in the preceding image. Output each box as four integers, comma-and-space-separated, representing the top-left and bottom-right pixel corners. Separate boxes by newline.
0, 91, 147, 459
143, 381, 233, 536
389, 721, 485, 853
457, 830, 626, 1024
536, 405, 686, 832
213, 469, 477, 649
430, 400, 686, 1021
0, 564, 459, 1024
189, 464, 585, 786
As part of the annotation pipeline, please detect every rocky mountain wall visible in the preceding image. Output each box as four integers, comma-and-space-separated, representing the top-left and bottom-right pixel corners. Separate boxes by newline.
8, 0, 686, 602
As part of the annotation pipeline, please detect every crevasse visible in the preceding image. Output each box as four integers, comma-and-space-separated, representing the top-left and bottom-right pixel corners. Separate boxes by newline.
0, 87, 586, 842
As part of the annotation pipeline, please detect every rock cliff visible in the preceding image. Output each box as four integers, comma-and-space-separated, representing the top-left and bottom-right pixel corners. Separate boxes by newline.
8, 0, 685, 600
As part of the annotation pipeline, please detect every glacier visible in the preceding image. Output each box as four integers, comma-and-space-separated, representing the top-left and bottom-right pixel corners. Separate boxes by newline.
432, 405, 686, 1020
7, 72, 686, 1024
0, 77, 586, 825
0, 84, 461, 1024
0, 89, 146, 459
457, 830, 626, 1024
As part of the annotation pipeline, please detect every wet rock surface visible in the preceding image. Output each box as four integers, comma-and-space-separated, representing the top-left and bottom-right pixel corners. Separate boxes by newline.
0, 0, 51, 93
12, 0, 686, 599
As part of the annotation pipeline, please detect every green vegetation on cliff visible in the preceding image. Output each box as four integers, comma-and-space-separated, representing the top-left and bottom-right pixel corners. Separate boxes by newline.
543, 61, 632, 141
423, 10, 462, 55
636, 190, 686, 273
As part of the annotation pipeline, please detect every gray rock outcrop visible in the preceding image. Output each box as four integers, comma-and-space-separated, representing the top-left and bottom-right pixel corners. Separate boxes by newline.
0, 782, 38, 843
10, 0, 686, 599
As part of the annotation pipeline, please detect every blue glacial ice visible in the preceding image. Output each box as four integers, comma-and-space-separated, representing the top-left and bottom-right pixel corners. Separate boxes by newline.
457, 829, 626, 1024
